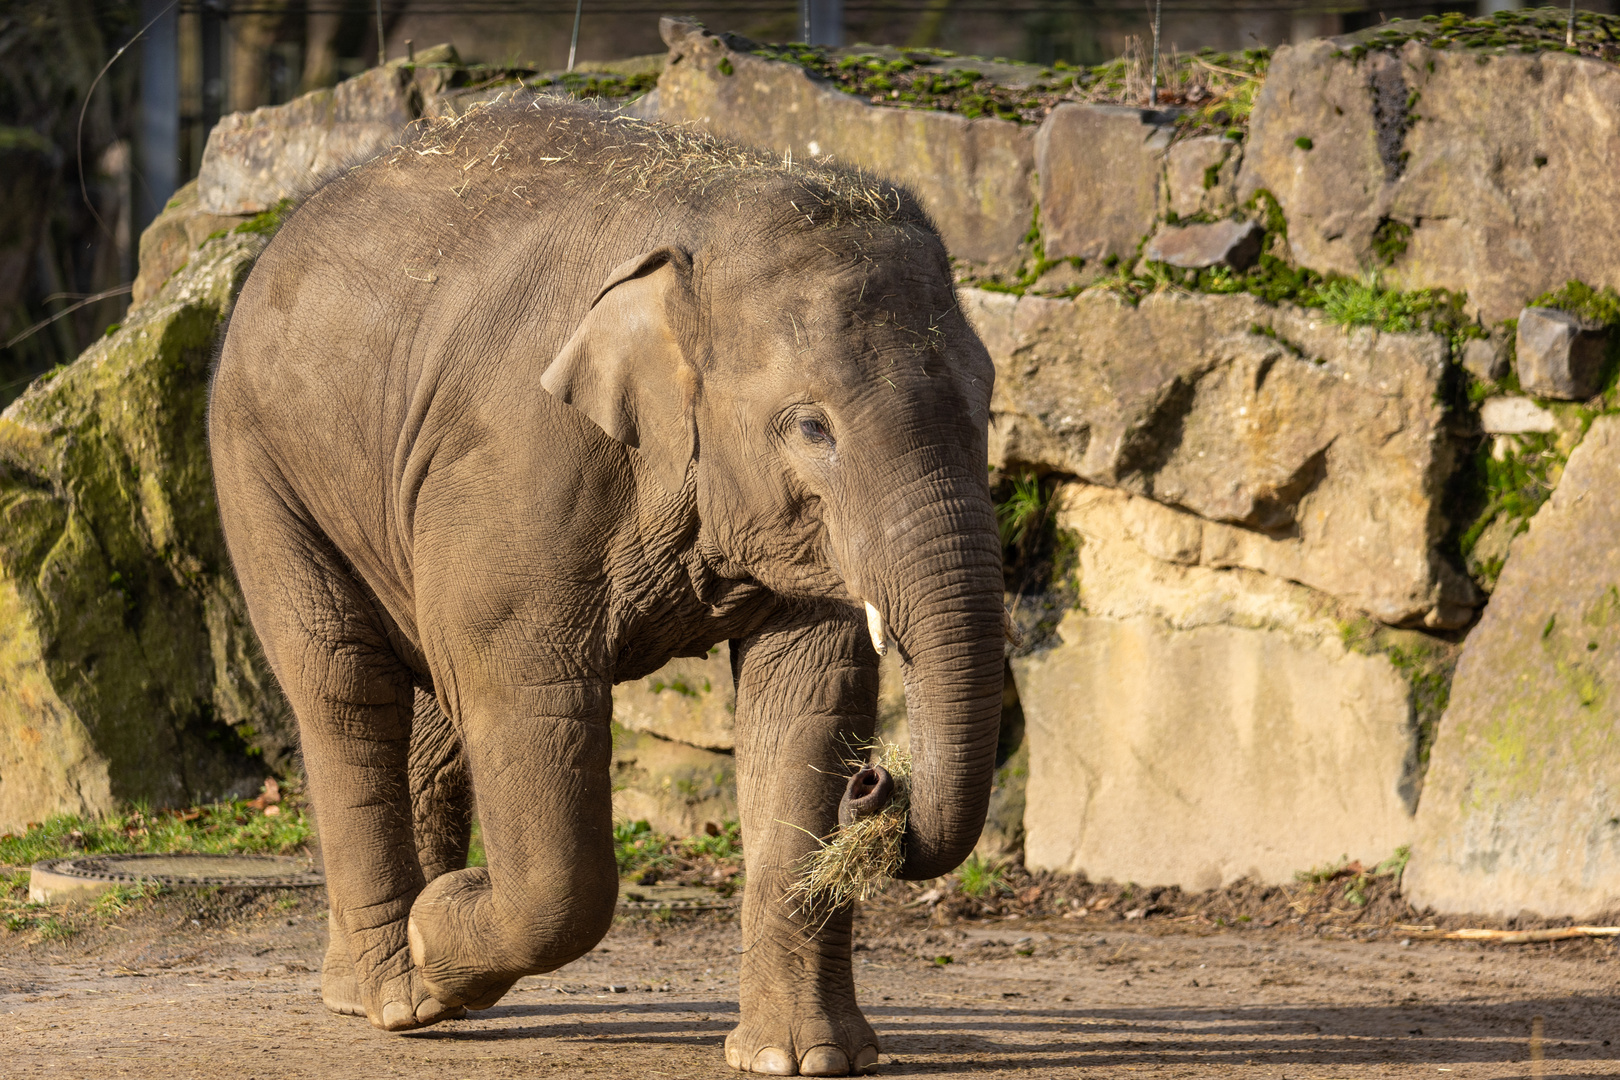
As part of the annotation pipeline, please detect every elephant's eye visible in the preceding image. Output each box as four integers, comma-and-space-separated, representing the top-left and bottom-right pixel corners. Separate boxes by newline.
800, 418, 833, 445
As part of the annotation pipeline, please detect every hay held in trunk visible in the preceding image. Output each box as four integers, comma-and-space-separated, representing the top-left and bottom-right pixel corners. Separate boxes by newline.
787, 742, 912, 914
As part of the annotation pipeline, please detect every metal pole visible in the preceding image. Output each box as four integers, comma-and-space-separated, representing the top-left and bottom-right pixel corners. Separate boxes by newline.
1567, 0, 1577, 47
568, 0, 583, 71
1148, 0, 1162, 106
376, 0, 386, 65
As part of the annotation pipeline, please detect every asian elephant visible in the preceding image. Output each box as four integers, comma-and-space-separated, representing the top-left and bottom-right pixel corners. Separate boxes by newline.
208, 100, 1003, 1076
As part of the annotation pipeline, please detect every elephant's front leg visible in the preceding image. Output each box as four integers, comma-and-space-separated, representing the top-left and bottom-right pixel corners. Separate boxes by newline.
728, 607, 882, 1076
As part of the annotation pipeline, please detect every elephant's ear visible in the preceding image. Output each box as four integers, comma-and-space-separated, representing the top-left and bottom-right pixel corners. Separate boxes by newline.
541, 248, 700, 495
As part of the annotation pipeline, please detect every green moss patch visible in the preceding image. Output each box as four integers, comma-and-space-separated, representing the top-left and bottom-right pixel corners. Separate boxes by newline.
1335, 7, 1620, 64
1339, 618, 1459, 783
747, 41, 1267, 127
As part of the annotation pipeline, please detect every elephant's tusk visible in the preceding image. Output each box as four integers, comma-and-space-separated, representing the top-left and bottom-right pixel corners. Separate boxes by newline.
864, 602, 888, 657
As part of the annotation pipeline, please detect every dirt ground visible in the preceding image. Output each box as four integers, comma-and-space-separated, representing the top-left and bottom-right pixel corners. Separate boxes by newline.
3, 887, 1619, 1080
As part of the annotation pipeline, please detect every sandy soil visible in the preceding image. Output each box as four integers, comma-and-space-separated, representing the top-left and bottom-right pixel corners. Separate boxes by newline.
2, 887, 1618, 1079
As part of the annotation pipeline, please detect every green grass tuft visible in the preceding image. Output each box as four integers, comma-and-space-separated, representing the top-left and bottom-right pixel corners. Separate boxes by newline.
0, 799, 311, 869
954, 854, 1011, 899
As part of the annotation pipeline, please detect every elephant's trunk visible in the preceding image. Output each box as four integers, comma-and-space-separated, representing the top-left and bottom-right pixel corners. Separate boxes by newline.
857, 473, 1005, 882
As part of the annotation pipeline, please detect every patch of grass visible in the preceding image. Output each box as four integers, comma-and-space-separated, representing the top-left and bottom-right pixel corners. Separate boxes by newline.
1457, 431, 1567, 585
0, 797, 311, 869
995, 471, 1048, 550
954, 854, 1011, 899
614, 819, 674, 879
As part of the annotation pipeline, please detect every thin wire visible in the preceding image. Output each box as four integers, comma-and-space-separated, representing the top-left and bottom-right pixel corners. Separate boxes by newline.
567, 0, 583, 70
377, 0, 387, 64
77, 0, 182, 240
3, 286, 134, 351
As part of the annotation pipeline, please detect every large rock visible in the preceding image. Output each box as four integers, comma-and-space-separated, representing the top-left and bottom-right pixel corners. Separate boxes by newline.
1015, 483, 1429, 888
655, 18, 1035, 266
1241, 40, 1620, 323
1036, 104, 1175, 262
0, 230, 296, 831
965, 286, 1476, 626
1406, 416, 1620, 918
198, 63, 427, 215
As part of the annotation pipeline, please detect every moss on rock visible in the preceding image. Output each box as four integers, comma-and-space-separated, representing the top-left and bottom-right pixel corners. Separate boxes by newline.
0, 230, 295, 831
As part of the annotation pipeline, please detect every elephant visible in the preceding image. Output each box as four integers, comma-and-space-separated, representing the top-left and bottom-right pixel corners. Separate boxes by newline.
208, 100, 1004, 1076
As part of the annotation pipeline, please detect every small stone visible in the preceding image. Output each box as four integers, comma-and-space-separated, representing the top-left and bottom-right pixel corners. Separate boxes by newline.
1460, 336, 1510, 383
606, 984, 628, 993
1479, 396, 1556, 435
1514, 306, 1608, 400
1143, 219, 1264, 271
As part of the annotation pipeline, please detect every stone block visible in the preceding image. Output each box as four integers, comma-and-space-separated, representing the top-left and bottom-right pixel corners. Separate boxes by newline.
1479, 396, 1556, 435
1460, 336, 1509, 384
1406, 416, 1620, 918
0, 231, 296, 832
965, 287, 1476, 626
1515, 307, 1608, 401
655, 18, 1034, 266
1036, 103, 1175, 262
198, 63, 422, 215
1014, 483, 1423, 888
613, 646, 735, 751
1240, 40, 1620, 323
1165, 134, 1241, 219
1143, 219, 1263, 270
610, 724, 736, 837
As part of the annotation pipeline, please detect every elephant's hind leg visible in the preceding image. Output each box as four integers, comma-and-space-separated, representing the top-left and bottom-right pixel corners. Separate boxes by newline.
321, 689, 473, 1018
410, 688, 474, 884
214, 485, 463, 1031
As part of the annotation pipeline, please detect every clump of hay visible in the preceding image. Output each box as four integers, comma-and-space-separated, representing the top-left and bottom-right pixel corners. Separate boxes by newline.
787, 742, 912, 914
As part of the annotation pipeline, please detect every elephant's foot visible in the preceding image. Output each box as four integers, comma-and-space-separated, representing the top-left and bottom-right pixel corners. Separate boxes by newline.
724, 1003, 880, 1075
407, 912, 519, 1011
323, 921, 465, 1030
320, 933, 365, 1017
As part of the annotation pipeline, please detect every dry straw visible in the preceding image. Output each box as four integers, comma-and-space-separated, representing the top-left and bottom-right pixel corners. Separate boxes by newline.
787, 741, 912, 914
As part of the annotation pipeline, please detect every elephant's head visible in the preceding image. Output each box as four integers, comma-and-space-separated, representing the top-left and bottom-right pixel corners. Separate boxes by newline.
541, 166, 1002, 879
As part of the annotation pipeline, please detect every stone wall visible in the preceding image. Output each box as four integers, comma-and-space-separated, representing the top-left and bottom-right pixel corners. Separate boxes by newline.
8, 23, 1620, 917
646, 17, 1619, 903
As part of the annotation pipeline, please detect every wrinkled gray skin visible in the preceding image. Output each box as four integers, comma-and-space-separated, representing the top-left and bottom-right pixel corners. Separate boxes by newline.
209, 103, 1002, 1076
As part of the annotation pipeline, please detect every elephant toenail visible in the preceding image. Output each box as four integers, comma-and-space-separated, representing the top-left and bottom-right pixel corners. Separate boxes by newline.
725, 1042, 744, 1070
750, 1046, 797, 1074
853, 1045, 880, 1072
380, 1000, 415, 1030
799, 1045, 851, 1076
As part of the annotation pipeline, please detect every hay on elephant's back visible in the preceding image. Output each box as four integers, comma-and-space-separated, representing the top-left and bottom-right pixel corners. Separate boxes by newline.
788, 743, 911, 913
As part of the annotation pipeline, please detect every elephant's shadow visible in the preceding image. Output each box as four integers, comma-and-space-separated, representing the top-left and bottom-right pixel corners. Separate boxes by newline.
399, 995, 1619, 1076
